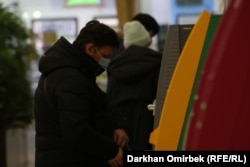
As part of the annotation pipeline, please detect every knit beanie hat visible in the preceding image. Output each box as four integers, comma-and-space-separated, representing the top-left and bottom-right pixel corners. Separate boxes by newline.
123, 21, 151, 48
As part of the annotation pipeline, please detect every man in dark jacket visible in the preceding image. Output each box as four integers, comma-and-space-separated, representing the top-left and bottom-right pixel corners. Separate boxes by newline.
34, 20, 128, 167
107, 21, 162, 150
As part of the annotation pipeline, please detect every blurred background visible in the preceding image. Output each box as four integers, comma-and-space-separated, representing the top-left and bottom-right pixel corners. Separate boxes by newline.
0, 0, 229, 167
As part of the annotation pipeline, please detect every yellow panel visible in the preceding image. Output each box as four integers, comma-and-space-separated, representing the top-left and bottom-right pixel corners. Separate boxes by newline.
150, 11, 211, 150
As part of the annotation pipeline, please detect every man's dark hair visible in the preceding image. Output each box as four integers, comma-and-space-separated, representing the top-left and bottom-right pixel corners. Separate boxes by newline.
74, 20, 119, 49
131, 13, 160, 36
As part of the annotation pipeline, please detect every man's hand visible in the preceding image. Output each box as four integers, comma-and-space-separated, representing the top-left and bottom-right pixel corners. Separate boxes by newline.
107, 147, 123, 167
114, 128, 129, 148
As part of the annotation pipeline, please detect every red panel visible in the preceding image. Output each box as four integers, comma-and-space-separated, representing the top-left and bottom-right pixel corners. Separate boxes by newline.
184, 0, 250, 150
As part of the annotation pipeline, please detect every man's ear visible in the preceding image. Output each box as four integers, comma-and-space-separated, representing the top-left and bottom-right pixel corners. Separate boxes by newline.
85, 43, 95, 55
84, 43, 99, 61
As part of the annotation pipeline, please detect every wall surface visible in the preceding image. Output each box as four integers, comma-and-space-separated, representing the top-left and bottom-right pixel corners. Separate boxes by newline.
0, 0, 117, 32
6, 126, 35, 167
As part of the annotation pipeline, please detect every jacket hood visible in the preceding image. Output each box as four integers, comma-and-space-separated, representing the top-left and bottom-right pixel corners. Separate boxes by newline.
108, 45, 162, 83
39, 37, 104, 76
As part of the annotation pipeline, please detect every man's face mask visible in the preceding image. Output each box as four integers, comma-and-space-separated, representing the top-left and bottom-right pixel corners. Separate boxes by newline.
95, 47, 110, 69
98, 56, 110, 69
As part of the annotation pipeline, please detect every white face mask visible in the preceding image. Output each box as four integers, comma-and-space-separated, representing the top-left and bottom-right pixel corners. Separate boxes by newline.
98, 56, 110, 69
95, 47, 110, 69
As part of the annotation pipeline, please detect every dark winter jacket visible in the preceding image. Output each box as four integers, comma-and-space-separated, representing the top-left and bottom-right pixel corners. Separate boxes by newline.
34, 37, 118, 167
107, 45, 162, 150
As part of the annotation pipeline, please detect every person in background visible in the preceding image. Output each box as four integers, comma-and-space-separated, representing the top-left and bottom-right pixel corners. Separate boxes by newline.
131, 13, 160, 37
34, 20, 128, 167
111, 13, 160, 59
107, 20, 162, 150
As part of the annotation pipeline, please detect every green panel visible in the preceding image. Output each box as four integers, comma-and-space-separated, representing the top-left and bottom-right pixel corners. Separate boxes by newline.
66, 0, 100, 6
